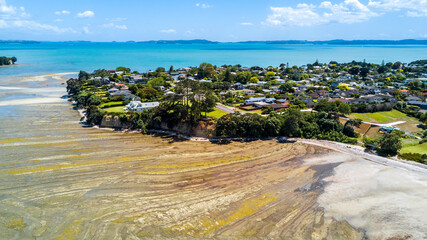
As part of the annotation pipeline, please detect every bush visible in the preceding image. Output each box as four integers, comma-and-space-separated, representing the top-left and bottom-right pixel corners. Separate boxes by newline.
398, 153, 427, 164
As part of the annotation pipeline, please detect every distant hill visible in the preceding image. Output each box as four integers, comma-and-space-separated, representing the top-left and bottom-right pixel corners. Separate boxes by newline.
137, 39, 427, 45
0, 40, 40, 44
2, 39, 427, 45
139, 39, 218, 44
238, 39, 427, 45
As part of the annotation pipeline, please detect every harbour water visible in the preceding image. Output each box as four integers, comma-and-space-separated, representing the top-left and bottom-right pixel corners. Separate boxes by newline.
1, 42, 427, 78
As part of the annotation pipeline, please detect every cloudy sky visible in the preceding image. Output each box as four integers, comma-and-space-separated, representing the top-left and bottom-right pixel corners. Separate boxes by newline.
0, 0, 426, 41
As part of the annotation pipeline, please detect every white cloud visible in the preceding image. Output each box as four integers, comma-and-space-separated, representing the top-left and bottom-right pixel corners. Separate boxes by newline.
0, 0, 15, 15
240, 22, 254, 26
196, 3, 212, 8
368, 0, 427, 17
54, 19, 63, 22
102, 22, 127, 30
1, 0, 29, 19
83, 26, 90, 34
0, 0, 76, 33
265, 5, 325, 26
265, 0, 379, 27
55, 10, 70, 15
264, 0, 427, 27
77, 10, 94, 18
12, 20, 76, 33
160, 29, 176, 33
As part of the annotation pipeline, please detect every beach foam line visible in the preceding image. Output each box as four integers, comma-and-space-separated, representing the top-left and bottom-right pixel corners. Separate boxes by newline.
21, 72, 78, 82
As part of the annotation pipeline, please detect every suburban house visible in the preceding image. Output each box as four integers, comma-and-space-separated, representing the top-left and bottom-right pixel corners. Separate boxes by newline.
125, 101, 160, 112
242, 89, 255, 95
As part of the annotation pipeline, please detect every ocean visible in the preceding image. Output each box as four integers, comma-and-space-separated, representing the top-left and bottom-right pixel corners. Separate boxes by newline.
1, 42, 427, 78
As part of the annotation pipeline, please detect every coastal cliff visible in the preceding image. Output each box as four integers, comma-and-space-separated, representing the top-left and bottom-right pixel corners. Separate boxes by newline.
100, 115, 215, 137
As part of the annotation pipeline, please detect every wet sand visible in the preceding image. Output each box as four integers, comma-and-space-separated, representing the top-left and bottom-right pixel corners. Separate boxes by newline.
0, 73, 426, 239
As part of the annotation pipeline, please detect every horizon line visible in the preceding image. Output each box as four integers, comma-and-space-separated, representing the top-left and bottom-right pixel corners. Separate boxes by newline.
1, 38, 427, 44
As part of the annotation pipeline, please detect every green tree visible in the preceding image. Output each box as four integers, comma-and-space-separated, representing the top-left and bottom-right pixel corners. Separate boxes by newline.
249, 76, 259, 83
338, 102, 351, 115
78, 71, 90, 81
116, 66, 130, 73
156, 67, 166, 73
377, 132, 402, 156
148, 77, 165, 89
201, 91, 218, 117
138, 87, 159, 101
279, 82, 295, 93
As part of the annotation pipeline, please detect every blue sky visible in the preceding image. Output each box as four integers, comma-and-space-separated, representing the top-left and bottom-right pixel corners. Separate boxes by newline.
0, 0, 426, 41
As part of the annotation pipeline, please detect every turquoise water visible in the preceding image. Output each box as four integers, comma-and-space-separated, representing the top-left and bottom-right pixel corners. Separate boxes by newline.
1, 42, 427, 77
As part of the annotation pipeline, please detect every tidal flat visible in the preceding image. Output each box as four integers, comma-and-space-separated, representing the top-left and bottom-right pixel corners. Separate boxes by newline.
1, 74, 427, 239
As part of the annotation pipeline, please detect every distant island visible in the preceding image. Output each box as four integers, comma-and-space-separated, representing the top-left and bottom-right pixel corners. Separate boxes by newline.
0, 56, 17, 66
138, 39, 427, 45
2, 39, 427, 45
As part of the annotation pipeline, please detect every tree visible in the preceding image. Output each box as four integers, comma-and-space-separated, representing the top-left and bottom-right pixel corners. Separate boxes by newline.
348, 67, 359, 75
338, 102, 351, 115
87, 95, 102, 106
235, 71, 252, 84
148, 77, 165, 89
377, 132, 402, 156
201, 91, 218, 117
337, 84, 349, 91
11, 56, 17, 64
360, 67, 369, 78
78, 71, 89, 81
222, 68, 232, 82
156, 67, 166, 73
169, 65, 174, 73
198, 62, 215, 79
265, 71, 275, 80
279, 82, 295, 93
249, 76, 259, 83
314, 99, 337, 113
116, 66, 130, 73
138, 87, 159, 101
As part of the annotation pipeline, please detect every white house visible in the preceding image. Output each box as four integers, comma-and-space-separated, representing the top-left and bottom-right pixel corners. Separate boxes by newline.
125, 101, 160, 112
245, 97, 266, 105
107, 88, 119, 93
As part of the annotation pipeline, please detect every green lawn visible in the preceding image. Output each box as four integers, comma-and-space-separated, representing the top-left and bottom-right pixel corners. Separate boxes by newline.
100, 101, 124, 108
202, 108, 229, 118
400, 142, 427, 154
103, 106, 126, 113
348, 109, 417, 123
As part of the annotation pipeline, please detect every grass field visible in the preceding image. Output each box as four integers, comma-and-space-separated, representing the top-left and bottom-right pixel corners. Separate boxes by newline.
103, 106, 126, 113
100, 101, 124, 108
202, 108, 229, 118
400, 142, 427, 154
348, 109, 415, 123
348, 109, 423, 135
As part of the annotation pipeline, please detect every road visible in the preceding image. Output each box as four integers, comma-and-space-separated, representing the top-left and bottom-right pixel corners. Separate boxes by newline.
216, 103, 235, 113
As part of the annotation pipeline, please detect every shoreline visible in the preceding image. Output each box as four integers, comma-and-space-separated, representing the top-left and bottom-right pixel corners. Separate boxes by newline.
84, 116, 427, 174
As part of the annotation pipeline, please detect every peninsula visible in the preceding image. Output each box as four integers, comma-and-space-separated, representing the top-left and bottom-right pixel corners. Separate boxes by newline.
67, 60, 427, 164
